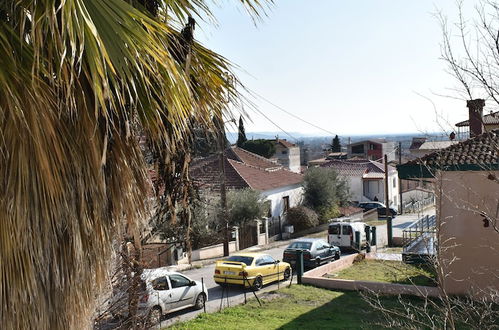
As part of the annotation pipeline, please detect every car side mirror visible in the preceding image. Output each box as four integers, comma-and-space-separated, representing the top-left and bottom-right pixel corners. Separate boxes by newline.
275, 260, 280, 264
189, 280, 196, 286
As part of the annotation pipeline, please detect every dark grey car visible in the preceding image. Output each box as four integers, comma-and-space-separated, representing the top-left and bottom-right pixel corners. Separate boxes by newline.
282, 238, 340, 269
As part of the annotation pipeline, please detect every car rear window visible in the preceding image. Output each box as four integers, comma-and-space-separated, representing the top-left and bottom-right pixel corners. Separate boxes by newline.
287, 242, 312, 250
328, 225, 340, 235
224, 256, 254, 266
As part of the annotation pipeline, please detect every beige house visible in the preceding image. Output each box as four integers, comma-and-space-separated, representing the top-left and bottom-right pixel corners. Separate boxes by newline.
269, 138, 301, 173
398, 102, 499, 297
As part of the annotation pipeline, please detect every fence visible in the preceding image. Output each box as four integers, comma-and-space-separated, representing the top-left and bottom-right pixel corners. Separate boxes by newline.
403, 195, 435, 214
402, 215, 437, 260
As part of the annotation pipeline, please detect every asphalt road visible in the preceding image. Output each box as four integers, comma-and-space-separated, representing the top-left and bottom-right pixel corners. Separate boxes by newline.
157, 209, 436, 328
99, 209, 434, 329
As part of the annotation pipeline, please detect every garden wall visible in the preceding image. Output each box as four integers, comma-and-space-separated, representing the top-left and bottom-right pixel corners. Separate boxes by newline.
302, 253, 441, 298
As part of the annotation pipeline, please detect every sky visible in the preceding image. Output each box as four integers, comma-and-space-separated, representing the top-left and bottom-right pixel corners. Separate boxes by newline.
196, 0, 484, 137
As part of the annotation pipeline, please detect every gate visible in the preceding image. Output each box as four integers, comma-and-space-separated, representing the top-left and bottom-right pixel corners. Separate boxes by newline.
238, 223, 258, 250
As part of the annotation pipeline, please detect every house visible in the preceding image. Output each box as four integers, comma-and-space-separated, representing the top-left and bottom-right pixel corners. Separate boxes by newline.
269, 138, 301, 173
347, 139, 397, 162
320, 159, 400, 209
397, 99, 499, 297
455, 109, 499, 139
190, 146, 304, 235
307, 152, 348, 167
408, 138, 459, 159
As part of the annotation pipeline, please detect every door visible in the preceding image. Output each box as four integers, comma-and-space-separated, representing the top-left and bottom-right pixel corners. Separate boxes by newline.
341, 225, 353, 248
150, 276, 175, 312
168, 274, 197, 310
328, 224, 341, 246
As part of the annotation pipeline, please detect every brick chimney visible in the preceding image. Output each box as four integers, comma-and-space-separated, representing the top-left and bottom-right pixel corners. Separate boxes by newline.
466, 99, 485, 137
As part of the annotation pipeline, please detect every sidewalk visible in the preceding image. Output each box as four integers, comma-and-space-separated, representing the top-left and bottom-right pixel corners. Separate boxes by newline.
170, 231, 326, 273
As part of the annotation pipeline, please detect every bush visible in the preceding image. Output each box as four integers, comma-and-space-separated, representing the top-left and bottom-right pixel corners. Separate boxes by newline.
241, 139, 276, 158
286, 206, 319, 232
303, 167, 350, 221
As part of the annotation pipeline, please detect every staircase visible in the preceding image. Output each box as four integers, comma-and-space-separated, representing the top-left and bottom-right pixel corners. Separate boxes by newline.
402, 215, 436, 264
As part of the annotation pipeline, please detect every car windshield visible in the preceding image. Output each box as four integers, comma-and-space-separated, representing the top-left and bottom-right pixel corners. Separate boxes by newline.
223, 256, 254, 266
288, 242, 312, 250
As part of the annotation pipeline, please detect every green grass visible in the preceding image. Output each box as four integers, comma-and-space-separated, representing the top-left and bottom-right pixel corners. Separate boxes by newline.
327, 259, 436, 286
169, 285, 400, 329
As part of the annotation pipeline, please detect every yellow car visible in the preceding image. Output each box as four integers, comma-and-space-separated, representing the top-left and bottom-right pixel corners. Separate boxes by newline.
214, 252, 291, 290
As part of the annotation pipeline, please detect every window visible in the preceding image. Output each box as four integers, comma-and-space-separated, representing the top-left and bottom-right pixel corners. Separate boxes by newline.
328, 225, 340, 235
224, 255, 254, 266
342, 225, 352, 235
169, 274, 191, 288
282, 150, 288, 155
393, 177, 396, 188
256, 256, 275, 266
282, 196, 290, 213
352, 144, 364, 154
151, 276, 169, 291
288, 242, 312, 250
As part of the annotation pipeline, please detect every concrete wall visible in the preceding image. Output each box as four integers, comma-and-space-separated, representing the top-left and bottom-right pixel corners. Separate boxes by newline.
344, 176, 363, 203
261, 184, 303, 219
302, 253, 441, 298
273, 144, 301, 173
191, 241, 237, 261
437, 170, 499, 297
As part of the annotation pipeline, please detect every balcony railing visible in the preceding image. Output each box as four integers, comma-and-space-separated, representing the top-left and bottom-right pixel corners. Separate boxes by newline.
402, 215, 437, 260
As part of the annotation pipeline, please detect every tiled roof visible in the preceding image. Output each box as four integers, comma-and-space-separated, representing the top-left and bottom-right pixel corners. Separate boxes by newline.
320, 159, 396, 179
455, 111, 499, 127
398, 129, 499, 178
228, 160, 303, 191
405, 129, 498, 168
227, 146, 281, 170
190, 147, 303, 191
275, 139, 297, 148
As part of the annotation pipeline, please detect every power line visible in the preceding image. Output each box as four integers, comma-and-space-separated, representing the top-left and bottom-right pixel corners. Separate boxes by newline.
254, 91, 338, 137
246, 106, 300, 142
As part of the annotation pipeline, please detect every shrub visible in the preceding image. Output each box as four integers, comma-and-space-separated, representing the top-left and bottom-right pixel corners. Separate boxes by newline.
303, 167, 350, 221
241, 139, 276, 158
286, 206, 319, 232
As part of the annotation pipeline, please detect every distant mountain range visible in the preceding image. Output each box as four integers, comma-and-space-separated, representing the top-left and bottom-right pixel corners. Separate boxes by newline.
226, 131, 450, 145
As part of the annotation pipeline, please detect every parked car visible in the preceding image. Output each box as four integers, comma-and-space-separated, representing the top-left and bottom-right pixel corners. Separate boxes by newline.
110, 268, 208, 325
214, 253, 291, 291
328, 221, 368, 250
282, 238, 340, 269
358, 202, 397, 218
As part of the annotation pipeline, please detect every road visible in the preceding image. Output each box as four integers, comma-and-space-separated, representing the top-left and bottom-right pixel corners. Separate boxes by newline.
100, 209, 435, 329
155, 243, 303, 328
155, 209, 437, 328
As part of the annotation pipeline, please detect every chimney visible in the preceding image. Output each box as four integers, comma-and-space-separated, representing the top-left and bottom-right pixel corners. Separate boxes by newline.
466, 99, 485, 137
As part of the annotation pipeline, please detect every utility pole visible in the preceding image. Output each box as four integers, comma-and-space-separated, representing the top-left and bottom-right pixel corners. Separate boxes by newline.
398, 141, 403, 215
384, 154, 393, 247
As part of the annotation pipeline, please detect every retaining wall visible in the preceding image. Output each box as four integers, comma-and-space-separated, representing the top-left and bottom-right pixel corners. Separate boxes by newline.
191, 241, 237, 261
302, 253, 441, 298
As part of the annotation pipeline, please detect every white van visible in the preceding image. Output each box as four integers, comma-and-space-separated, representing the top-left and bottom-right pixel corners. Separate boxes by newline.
327, 222, 368, 250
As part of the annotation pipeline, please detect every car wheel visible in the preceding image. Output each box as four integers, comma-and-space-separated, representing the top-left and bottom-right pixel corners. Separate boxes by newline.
283, 267, 291, 281
252, 276, 263, 291
334, 252, 340, 260
316, 258, 321, 268
148, 306, 162, 326
194, 293, 206, 310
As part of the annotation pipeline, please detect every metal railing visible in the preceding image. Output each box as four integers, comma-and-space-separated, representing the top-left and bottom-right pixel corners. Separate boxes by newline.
403, 195, 435, 214
402, 215, 436, 255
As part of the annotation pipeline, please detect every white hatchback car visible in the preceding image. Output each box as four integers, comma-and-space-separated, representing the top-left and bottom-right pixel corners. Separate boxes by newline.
112, 268, 208, 324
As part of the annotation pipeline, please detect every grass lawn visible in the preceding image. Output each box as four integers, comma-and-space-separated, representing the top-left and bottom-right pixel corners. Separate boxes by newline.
326, 259, 436, 287
169, 285, 407, 330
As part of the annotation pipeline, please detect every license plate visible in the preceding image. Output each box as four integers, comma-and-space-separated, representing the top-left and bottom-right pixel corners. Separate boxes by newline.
223, 271, 235, 275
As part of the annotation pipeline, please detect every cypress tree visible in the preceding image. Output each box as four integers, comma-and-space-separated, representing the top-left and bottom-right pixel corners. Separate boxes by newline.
237, 116, 247, 147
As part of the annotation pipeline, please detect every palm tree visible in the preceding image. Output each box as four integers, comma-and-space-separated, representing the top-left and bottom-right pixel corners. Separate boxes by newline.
0, 1, 270, 328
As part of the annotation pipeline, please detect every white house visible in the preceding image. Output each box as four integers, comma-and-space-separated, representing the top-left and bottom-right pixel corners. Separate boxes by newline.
190, 146, 304, 231
320, 159, 400, 209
